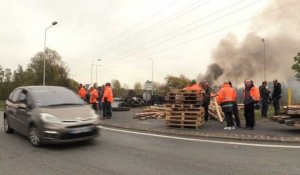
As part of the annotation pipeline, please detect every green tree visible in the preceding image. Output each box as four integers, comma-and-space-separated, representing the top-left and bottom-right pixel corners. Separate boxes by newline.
28, 48, 70, 86
4, 68, 12, 82
0, 66, 4, 83
292, 52, 300, 80
133, 82, 143, 95
165, 74, 190, 89
112, 79, 122, 97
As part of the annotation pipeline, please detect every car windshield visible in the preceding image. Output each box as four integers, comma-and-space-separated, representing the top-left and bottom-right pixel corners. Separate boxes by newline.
30, 86, 85, 107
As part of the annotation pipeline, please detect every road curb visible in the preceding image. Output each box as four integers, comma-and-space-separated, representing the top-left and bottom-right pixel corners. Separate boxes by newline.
100, 123, 300, 143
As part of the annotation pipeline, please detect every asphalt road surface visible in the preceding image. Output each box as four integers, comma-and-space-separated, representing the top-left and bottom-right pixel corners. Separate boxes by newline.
0, 114, 300, 175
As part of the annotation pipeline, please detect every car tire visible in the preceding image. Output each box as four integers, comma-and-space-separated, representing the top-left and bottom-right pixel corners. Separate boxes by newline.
29, 127, 42, 147
4, 117, 14, 134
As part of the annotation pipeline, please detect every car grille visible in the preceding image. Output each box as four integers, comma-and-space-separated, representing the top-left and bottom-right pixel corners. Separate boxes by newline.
59, 129, 98, 140
66, 124, 94, 128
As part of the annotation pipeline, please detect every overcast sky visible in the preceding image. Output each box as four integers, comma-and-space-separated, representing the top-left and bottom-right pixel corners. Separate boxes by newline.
0, 0, 270, 87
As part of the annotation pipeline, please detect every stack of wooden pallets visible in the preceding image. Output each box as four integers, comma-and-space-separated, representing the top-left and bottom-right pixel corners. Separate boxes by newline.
164, 89, 205, 129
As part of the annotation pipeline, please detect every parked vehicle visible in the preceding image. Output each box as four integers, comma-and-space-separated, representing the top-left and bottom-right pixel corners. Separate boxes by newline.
3, 86, 100, 146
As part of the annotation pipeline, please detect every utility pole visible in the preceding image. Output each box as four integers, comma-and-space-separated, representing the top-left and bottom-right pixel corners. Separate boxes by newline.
261, 38, 266, 81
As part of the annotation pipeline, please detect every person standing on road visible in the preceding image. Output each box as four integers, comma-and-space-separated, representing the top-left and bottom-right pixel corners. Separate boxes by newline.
78, 84, 87, 101
201, 80, 211, 122
217, 82, 237, 130
90, 85, 99, 112
259, 81, 271, 117
102, 83, 114, 118
97, 86, 104, 111
272, 79, 282, 115
228, 81, 241, 127
243, 80, 260, 130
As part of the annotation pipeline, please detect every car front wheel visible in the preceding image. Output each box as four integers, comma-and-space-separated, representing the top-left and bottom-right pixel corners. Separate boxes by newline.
29, 127, 42, 147
4, 117, 14, 133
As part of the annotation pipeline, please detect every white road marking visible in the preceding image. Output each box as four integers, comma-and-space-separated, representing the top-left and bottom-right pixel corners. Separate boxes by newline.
99, 126, 300, 149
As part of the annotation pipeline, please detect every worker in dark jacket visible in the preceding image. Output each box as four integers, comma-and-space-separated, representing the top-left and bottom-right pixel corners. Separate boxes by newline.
259, 81, 271, 117
228, 81, 241, 127
272, 79, 282, 115
243, 80, 260, 130
201, 81, 210, 122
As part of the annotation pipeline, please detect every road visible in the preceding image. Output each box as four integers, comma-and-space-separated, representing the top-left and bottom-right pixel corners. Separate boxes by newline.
0, 114, 300, 175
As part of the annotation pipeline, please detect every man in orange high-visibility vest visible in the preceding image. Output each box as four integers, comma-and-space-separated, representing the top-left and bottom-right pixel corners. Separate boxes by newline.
78, 84, 86, 101
217, 82, 237, 130
90, 85, 99, 112
102, 83, 114, 118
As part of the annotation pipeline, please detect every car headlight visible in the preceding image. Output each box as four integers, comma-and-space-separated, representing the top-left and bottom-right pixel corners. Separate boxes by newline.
41, 113, 61, 124
90, 110, 98, 119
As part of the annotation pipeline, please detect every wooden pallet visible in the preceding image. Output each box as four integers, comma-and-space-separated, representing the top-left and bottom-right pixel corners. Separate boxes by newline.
166, 121, 205, 129
165, 100, 203, 105
169, 89, 204, 94
164, 104, 203, 108
171, 107, 203, 112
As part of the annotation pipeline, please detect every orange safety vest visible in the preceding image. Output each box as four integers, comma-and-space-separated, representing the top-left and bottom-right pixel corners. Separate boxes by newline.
217, 83, 237, 104
243, 86, 260, 102
102, 86, 114, 102
183, 84, 202, 91
90, 89, 99, 103
78, 87, 86, 99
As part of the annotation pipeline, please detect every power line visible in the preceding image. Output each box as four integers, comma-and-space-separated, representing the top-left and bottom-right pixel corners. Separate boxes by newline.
100, 0, 263, 68
97, 0, 211, 58
100, 0, 299, 71
68, 0, 209, 67
68, 0, 181, 62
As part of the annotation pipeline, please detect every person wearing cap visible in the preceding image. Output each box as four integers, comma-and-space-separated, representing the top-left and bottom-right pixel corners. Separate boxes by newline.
272, 79, 281, 115
243, 80, 260, 130
183, 79, 202, 91
90, 84, 99, 112
102, 82, 114, 118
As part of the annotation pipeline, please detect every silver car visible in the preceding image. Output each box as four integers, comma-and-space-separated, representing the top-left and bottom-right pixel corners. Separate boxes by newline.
3, 86, 100, 146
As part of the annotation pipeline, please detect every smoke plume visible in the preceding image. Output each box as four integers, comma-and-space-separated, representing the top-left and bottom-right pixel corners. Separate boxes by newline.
198, 0, 300, 86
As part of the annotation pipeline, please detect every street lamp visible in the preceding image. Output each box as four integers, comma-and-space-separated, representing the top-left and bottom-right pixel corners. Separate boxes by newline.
148, 58, 154, 105
91, 59, 101, 86
95, 64, 103, 86
43, 21, 58, 86
261, 38, 266, 81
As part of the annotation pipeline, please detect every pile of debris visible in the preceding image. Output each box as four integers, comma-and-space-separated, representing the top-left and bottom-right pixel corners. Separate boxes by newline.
208, 97, 224, 123
164, 89, 205, 129
270, 105, 300, 128
133, 106, 169, 120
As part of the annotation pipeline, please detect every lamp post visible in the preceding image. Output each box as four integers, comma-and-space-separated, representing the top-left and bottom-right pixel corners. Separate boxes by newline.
148, 58, 154, 105
261, 38, 266, 81
43, 21, 58, 86
90, 59, 101, 86
95, 64, 102, 86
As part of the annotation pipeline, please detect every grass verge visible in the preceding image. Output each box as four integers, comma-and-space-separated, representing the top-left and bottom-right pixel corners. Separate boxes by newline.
0, 100, 4, 111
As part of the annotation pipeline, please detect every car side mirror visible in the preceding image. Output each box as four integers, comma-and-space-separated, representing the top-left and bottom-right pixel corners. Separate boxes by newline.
18, 103, 27, 110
